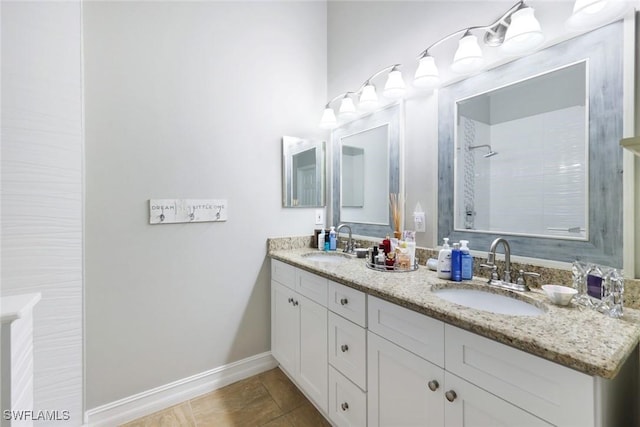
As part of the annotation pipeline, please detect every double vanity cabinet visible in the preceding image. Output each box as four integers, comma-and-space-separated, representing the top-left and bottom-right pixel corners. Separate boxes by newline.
270, 256, 639, 427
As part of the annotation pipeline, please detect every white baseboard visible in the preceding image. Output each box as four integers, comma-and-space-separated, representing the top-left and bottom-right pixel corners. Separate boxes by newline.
84, 351, 277, 427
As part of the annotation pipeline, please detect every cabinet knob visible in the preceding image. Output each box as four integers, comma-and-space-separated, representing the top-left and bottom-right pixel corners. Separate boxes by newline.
428, 380, 439, 392
341, 402, 349, 411
341, 344, 349, 352
445, 390, 457, 402
292, 300, 299, 306
340, 298, 349, 306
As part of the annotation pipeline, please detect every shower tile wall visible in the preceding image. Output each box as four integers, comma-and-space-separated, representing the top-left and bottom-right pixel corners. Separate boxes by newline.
490, 106, 585, 237
461, 107, 585, 238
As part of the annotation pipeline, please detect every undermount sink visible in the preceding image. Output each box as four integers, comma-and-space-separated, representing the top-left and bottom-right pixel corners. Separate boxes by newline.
302, 252, 352, 264
432, 287, 545, 316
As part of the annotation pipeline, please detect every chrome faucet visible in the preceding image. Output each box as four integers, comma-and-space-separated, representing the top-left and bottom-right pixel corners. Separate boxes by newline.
488, 237, 512, 283
481, 237, 540, 292
336, 224, 354, 254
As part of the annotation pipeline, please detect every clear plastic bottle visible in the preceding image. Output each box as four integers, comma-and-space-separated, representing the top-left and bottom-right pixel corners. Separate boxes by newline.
329, 226, 337, 251
451, 243, 462, 282
437, 238, 452, 279
460, 240, 473, 280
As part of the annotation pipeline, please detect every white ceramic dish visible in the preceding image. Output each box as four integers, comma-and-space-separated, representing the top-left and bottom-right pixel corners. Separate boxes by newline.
541, 284, 578, 306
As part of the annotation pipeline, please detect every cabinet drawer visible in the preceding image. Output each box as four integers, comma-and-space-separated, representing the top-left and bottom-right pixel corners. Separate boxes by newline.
368, 296, 444, 367
329, 366, 367, 427
329, 312, 367, 390
271, 259, 295, 289
445, 325, 594, 427
296, 269, 328, 307
328, 281, 366, 327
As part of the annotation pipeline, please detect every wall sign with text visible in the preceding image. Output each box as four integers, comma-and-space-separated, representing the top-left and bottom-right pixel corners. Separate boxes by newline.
149, 199, 228, 224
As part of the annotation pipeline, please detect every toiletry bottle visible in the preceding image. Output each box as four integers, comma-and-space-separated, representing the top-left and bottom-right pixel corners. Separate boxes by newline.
437, 238, 452, 279
382, 236, 391, 254
460, 240, 473, 280
371, 246, 378, 265
376, 248, 386, 266
329, 226, 337, 251
324, 230, 330, 251
318, 227, 325, 251
451, 242, 462, 282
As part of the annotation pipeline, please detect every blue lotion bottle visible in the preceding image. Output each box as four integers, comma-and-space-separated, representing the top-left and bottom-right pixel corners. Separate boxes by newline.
329, 226, 337, 251
460, 240, 473, 280
451, 242, 462, 282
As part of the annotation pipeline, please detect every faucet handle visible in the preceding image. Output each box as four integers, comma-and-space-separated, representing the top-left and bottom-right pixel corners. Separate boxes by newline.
516, 270, 540, 287
480, 264, 499, 282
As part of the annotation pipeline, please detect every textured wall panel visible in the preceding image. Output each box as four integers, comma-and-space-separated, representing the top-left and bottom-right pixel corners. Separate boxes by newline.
1, 2, 84, 425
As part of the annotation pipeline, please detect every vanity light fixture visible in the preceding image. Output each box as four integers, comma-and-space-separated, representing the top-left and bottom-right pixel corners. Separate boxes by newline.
412, 0, 542, 88
451, 31, 485, 74
382, 66, 406, 99
359, 82, 379, 111
413, 53, 440, 89
318, 64, 404, 128
338, 93, 357, 119
566, 0, 630, 30
319, 105, 338, 130
502, 4, 544, 54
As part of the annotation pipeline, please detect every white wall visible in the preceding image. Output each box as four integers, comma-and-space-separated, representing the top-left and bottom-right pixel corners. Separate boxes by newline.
327, 1, 581, 248
83, 1, 327, 407
1, 1, 84, 424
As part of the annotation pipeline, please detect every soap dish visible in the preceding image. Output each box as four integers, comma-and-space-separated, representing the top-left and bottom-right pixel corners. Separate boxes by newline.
541, 284, 577, 306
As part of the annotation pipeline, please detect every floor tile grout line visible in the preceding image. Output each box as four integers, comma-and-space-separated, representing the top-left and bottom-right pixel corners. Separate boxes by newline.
187, 399, 198, 427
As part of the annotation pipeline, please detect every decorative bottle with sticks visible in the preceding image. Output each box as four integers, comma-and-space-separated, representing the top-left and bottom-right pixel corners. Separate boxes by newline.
389, 193, 401, 239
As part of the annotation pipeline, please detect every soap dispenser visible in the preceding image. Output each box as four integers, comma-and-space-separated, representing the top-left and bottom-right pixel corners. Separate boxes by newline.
437, 238, 452, 279
460, 240, 473, 280
329, 226, 337, 251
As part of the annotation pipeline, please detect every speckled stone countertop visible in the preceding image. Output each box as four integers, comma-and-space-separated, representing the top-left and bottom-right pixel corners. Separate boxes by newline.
268, 240, 640, 380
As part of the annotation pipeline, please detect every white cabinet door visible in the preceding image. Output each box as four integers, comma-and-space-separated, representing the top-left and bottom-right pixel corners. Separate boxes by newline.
444, 372, 552, 427
298, 293, 328, 413
329, 312, 367, 390
329, 366, 367, 427
271, 280, 299, 377
368, 331, 444, 427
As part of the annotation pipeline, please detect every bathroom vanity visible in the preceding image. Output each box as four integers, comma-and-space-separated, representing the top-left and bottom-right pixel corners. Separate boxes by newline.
269, 245, 640, 427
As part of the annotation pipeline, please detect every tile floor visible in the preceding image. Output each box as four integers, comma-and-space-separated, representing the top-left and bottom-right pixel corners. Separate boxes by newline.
120, 367, 331, 427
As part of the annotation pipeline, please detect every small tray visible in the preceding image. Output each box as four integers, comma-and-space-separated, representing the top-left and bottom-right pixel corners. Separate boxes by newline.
365, 260, 419, 273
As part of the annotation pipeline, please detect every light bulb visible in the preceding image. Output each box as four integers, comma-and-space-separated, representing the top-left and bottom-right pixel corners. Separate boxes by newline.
566, 0, 629, 30
359, 84, 378, 111
502, 6, 544, 55
319, 107, 337, 129
383, 69, 406, 99
413, 55, 440, 89
451, 33, 484, 74
338, 96, 357, 119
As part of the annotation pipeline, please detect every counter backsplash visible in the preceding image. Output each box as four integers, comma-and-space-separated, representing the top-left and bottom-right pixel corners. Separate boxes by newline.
267, 235, 640, 310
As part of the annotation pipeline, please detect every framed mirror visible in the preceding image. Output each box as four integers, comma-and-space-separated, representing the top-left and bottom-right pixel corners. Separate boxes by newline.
282, 136, 325, 207
455, 61, 588, 240
438, 22, 623, 267
332, 103, 402, 237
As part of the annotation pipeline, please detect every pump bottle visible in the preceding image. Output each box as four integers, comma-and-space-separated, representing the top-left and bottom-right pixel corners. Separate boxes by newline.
437, 238, 452, 279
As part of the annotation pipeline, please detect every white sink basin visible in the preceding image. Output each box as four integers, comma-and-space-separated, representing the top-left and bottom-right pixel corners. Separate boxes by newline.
432, 287, 545, 316
302, 252, 351, 264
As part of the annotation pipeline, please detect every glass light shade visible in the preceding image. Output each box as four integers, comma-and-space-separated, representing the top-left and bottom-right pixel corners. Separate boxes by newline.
319, 107, 337, 129
451, 34, 484, 74
338, 96, 357, 119
383, 70, 406, 99
359, 84, 378, 111
502, 7, 544, 54
413, 55, 440, 89
566, 0, 629, 30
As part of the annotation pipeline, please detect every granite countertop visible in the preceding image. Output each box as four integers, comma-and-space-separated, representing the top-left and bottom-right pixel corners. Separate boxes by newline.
269, 247, 640, 379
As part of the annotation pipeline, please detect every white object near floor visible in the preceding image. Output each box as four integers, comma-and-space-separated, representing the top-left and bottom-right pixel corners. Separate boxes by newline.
1, 293, 41, 427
